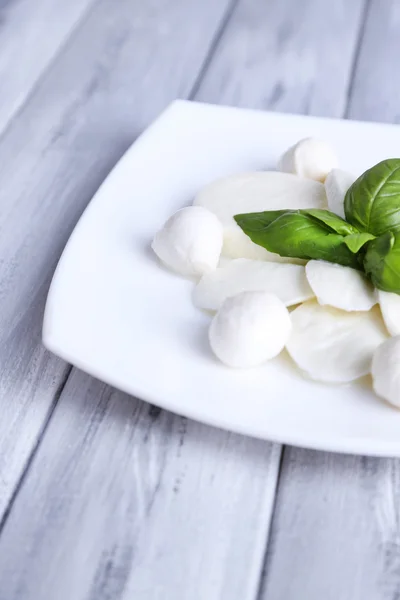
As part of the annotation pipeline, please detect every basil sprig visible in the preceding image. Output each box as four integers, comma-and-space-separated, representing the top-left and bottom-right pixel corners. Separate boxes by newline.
235, 158, 400, 294
234, 209, 369, 270
234, 158, 400, 294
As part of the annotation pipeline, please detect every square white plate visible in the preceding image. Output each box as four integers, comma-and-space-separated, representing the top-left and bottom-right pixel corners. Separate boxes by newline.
43, 100, 400, 457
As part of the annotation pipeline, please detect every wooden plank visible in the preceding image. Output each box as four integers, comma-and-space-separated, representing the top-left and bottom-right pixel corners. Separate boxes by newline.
0, 0, 99, 522
262, 448, 390, 600
0, 0, 97, 135
262, 3, 400, 599
347, 0, 400, 123
0, 1, 366, 599
0, 0, 234, 527
196, 0, 366, 117
0, 371, 281, 600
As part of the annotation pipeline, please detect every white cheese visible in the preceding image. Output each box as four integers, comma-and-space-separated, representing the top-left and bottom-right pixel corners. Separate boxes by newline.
152, 206, 223, 277
209, 291, 291, 368
305, 260, 377, 312
194, 171, 326, 262
194, 258, 313, 311
325, 168, 355, 219
286, 301, 387, 383
372, 337, 400, 408
378, 290, 400, 336
278, 138, 338, 182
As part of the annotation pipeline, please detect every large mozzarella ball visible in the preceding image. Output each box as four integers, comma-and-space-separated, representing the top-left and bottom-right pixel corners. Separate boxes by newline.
152, 206, 223, 277
372, 337, 400, 408
278, 138, 338, 182
208, 291, 291, 368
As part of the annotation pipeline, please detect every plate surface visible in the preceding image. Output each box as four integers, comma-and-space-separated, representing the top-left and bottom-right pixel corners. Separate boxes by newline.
43, 100, 400, 456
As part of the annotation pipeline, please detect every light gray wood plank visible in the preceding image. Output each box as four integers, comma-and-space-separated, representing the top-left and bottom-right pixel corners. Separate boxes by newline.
0, 0, 99, 510
196, 0, 366, 117
262, 4, 400, 599
0, 0, 102, 519
0, 0, 234, 528
347, 0, 400, 123
263, 449, 393, 600
0, 0, 97, 136
0, 1, 366, 599
0, 371, 281, 600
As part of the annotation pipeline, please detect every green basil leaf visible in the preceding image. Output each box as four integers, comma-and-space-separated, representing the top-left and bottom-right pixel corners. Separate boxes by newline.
300, 209, 359, 235
234, 210, 288, 232
345, 158, 400, 235
363, 231, 400, 292
235, 211, 361, 269
235, 208, 358, 235
343, 232, 376, 253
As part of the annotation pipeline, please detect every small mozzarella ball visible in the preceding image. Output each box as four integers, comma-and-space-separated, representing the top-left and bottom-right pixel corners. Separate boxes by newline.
325, 168, 355, 219
209, 291, 291, 368
372, 337, 400, 408
278, 138, 338, 182
152, 206, 223, 277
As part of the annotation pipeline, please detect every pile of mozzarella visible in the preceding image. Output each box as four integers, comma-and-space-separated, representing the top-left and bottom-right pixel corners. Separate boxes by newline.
152, 138, 400, 408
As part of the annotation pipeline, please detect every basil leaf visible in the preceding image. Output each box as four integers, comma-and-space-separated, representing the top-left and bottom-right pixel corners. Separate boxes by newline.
345, 158, 400, 235
235, 208, 358, 235
235, 211, 361, 269
300, 209, 359, 235
234, 210, 288, 232
343, 232, 376, 253
363, 231, 400, 292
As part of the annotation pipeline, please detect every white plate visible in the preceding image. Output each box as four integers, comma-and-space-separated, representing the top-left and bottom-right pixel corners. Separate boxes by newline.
43, 100, 400, 457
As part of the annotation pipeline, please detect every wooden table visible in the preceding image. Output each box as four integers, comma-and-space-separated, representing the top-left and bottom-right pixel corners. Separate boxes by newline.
0, 1, 398, 598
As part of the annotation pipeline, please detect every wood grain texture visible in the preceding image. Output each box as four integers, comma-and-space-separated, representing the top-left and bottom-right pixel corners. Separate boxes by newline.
263, 449, 395, 600
0, 0, 235, 538
0, 0, 97, 136
0, 371, 281, 600
261, 4, 400, 599
0, 0, 104, 522
0, 0, 101, 517
196, 0, 366, 116
347, 0, 400, 123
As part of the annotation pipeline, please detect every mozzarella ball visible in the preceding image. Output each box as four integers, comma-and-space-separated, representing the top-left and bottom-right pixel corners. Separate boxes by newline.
152, 206, 223, 277
278, 138, 338, 182
372, 337, 400, 408
325, 168, 355, 219
209, 291, 291, 368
